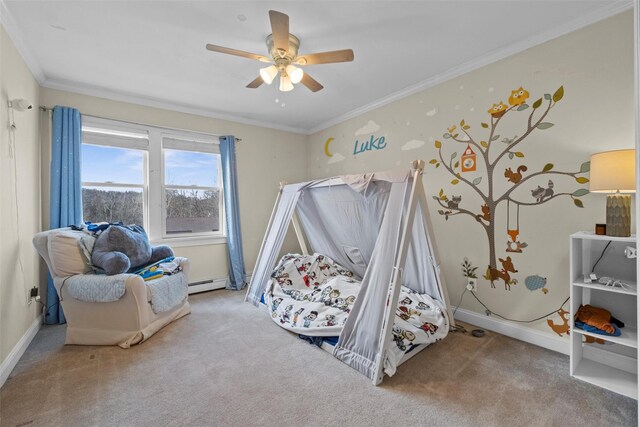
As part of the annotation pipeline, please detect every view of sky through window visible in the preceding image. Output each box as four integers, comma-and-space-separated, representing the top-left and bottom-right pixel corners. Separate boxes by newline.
81, 144, 144, 184
164, 149, 218, 187
82, 145, 218, 187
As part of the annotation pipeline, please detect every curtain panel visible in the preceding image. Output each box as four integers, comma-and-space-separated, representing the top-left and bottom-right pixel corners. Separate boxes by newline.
46, 106, 83, 324
219, 136, 247, 290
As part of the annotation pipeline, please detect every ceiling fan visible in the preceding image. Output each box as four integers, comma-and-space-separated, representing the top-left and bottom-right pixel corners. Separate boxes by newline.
205, 10, 354, 93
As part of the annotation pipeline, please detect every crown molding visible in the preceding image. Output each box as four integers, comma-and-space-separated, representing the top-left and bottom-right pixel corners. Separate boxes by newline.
0, 0, 46, 83
41, 78, 309, 135
307, 0, 634, 135
1, 0, 306, 135
2, 0, 632, 136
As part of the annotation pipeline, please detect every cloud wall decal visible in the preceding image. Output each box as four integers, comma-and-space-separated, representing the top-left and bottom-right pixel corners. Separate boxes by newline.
328, 152, 346, 164
401, 139, 425, 151
355, 120, 380, 136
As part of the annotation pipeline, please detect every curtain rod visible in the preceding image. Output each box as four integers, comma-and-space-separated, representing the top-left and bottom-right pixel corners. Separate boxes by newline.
39, 106, 241, 141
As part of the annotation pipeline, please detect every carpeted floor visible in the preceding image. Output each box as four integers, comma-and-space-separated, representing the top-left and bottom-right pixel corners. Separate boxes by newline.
1, 290, 637, 427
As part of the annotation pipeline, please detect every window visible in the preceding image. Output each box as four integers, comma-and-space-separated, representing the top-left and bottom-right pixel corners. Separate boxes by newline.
162, 135, 223, 238
81, 117, 224, 244
81, 125, 148, 228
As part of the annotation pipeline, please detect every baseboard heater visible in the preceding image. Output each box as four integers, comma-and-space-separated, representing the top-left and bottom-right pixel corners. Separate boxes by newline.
188, 278, 226, 294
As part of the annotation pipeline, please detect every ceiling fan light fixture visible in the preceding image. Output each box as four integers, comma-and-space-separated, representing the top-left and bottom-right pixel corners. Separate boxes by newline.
279, 74, 294, 92
286, 64, 304, 84
259, 65, 278, 85
206, 10, 353, 93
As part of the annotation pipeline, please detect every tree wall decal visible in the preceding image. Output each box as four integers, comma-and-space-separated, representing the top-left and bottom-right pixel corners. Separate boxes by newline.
430, 85, 590, 291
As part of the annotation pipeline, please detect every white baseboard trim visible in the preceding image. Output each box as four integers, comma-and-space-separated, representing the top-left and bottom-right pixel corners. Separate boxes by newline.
188, 272, 253, 295
454, 308, 568, 355
0, 315, 42, 388
188, 278, 226, 294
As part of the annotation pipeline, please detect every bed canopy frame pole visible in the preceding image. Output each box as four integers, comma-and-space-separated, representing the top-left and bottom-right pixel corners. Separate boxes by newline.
372, 160, 423, 385
245, 181, 286, 302
291, 212, 309, 255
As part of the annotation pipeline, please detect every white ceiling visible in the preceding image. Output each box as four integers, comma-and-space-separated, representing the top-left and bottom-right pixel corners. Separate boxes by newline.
2, 0, 631, 133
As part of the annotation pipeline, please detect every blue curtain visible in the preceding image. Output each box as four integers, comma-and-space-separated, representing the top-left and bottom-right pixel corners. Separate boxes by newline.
47, 106, 83, 324
219, 136, 247, 290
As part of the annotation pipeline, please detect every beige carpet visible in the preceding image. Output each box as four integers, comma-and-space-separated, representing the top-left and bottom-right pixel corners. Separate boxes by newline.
1, 290, 636, 427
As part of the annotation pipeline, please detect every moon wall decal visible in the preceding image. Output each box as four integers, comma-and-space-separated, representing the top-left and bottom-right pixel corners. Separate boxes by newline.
324, 137, 334, 157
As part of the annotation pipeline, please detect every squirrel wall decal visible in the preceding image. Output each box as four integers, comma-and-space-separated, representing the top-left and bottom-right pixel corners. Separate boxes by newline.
476, 204, 491, 222
504, 165, 528, 184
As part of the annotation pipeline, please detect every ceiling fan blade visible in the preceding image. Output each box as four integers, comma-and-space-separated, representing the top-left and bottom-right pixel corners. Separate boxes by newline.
296, 49, 354, 65
246, 76, 264, 89
206, 44, 270, 62
269, 10, 290, 53
300, 73, 323, 92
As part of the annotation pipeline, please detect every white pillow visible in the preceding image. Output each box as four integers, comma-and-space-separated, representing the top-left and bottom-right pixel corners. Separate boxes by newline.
47, 229, 92, 277
78, 234, 97, 270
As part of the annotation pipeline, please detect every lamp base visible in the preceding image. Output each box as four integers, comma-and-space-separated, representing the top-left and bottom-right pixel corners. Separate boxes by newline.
606, 193, 631, 237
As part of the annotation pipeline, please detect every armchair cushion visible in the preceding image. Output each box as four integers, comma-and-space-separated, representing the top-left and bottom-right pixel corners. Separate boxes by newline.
65, 273, 129, 303
48, 229, 92, 277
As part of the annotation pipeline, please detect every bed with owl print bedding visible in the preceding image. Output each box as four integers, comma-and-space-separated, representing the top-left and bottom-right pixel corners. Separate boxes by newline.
264, 253, 448, 372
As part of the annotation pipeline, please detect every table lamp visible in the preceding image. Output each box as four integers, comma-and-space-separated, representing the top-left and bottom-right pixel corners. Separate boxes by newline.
589, 149, 636, 237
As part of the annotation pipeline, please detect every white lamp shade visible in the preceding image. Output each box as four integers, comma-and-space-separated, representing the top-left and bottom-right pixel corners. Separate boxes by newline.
279, 75, 294, 92
590, 149, 636, 193
285, 65, 304, 84
259, 65, 278, 85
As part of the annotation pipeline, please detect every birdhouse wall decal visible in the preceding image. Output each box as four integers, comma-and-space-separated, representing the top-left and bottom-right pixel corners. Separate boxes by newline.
461, 144, 477, 172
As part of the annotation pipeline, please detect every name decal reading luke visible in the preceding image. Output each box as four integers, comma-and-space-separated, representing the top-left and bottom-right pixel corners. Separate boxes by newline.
353, 135, 387, 155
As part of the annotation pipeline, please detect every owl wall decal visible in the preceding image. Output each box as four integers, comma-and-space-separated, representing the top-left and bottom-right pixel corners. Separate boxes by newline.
508, 87, 530, 106
488, 102, 508, 118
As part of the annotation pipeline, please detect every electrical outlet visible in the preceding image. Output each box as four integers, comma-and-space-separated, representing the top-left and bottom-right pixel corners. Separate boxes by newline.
624, 246, 637, 259
28, 286, 38, 305
466, 278, 477, 292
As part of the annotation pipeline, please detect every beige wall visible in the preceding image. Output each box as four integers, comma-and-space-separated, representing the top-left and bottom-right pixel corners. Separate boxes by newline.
306, 12, 635, 337
0, 10, 635, 369
0, 26, 41, 363
2, 24, 308, 369
39, 88, 308, 283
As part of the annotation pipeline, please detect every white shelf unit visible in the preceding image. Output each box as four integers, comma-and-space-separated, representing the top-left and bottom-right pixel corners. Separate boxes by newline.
570, 232, 638, 399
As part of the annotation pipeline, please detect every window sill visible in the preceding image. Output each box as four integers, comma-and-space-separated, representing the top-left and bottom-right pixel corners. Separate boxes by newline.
150, 235, 227, 248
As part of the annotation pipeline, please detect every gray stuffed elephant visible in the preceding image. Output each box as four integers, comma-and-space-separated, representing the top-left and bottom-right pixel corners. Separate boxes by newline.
91, 225, 174, 275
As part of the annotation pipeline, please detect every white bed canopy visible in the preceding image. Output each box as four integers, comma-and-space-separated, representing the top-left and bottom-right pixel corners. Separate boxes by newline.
246, 160, 454, 384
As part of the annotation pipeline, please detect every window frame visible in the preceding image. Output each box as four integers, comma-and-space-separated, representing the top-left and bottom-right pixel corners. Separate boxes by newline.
160, 131, 225, 241
80, 116, 226, 247
81, 119, 150, 231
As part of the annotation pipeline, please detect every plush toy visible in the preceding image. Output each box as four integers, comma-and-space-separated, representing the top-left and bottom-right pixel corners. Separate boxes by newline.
91, 224, 174, 276
574, 304, 615, 334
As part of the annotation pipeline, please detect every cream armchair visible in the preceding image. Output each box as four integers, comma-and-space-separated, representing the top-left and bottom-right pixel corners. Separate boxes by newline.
33, 228, 191, 348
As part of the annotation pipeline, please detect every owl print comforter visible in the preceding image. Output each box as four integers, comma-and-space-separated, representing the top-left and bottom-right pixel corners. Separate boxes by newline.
265, 253, 448, 371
